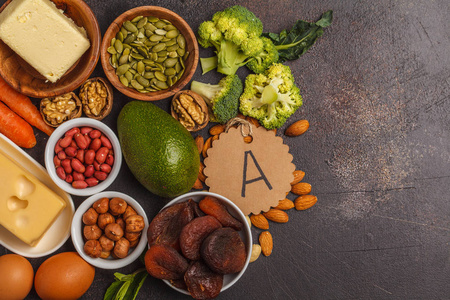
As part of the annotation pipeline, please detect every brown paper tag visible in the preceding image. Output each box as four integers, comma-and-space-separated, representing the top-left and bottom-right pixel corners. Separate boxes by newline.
204, 125, 295, 215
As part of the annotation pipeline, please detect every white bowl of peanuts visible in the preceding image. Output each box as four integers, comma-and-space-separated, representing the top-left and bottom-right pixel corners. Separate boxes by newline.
45, 118, 122, 196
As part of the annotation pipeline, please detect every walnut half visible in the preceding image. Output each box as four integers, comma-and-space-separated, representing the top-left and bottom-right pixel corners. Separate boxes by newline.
171, 90, 209, 131
79, 77, 113, 120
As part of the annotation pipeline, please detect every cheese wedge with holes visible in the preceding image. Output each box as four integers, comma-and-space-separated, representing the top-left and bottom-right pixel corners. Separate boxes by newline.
0, 151, 66, 246
0, 0, 90, 82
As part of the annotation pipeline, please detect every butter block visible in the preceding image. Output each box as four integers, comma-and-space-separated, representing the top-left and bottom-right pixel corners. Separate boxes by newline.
0, 152, 66, 246
0, 0, 90, 82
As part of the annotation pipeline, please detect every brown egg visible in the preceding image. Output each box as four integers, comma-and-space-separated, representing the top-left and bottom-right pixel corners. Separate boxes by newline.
35, 252, 95, 300
0, 254, 34, 300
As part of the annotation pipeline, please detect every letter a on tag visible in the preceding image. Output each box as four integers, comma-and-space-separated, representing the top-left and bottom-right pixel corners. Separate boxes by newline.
204, 126, 295, 215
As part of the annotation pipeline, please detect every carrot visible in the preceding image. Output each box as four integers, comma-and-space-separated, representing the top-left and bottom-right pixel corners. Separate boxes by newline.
0, 76, 54, 136
0, 102, 36, 148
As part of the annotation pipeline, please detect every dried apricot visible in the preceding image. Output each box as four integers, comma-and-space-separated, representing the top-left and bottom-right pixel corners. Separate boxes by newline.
188, 199, 205, 217
201, 227, 247, 274
180, 216, 222, 260
198, 196, 243, 231
144, 244, 189, 280
184, 260, 223, 300
147, 201, 194, 250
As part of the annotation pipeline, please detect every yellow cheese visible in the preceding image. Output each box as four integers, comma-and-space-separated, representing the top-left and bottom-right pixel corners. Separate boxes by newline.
0, 152, 66, 246
0, 0, 90, 82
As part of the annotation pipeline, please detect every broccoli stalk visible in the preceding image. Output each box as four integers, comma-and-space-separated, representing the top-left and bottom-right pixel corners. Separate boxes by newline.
191, 75, 243, 124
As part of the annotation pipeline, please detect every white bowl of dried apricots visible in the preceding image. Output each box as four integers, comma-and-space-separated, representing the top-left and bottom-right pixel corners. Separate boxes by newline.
144, 191, 252, 299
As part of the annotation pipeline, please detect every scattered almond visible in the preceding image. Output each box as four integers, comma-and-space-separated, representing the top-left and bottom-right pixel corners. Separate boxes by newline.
192, 178, 203, 190
250, 214, 269, 230
291, 182, 312, 195
250, 244, 261, 263
209, 124, 225, 136
259, 231, 273, 256
202, 136, 212, 158
291, 170, 305, 185
274, 199, 295, 210
263, 209, 289, 223
285, 120, 309, 136
212, 134, 219, 142
195, 135, 204, 154
243, 136, 253, 143
295, 195, 317, 210
198, 162, 206, 182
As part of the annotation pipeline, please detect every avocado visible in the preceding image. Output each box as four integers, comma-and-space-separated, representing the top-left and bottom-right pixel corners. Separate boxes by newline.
117, 101, 200, 198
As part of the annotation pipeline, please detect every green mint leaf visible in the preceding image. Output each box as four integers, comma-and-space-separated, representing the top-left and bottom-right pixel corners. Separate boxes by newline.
124, 270, 149, 300
103, 281, 124, 300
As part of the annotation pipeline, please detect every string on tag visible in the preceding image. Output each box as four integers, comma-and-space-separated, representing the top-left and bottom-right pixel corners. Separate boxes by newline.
224, 117, 253, 137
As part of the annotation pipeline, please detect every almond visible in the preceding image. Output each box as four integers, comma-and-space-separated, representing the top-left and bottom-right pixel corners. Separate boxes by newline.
263, 209, 289, 223
192, 177, 203, 190
209, 124, 225, 136
198, 162, 206, 182
250, 214, 269, 230
291, 170, 305, 185
274, 199, 295, 210
291, 182, 312, 195
250, 244, 261, 263
202, 136, 212, 158
295, 195, 317, 210
195, 136, 204, 154
259, 231, 273, 256
212, 134, 219, 142
243, 136, 253, 143
285, 120, 309, 136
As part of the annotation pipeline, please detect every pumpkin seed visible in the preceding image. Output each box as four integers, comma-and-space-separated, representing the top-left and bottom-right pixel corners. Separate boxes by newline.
164, 24, 177, 31
166, 29, 179, 39
164, 57, 178, 68
128, 68, 137, 75
147, 16, 159, 22
114, 39, 123, 53
156, 56, 166, 63
109, 54, 117, 68
131, 16, 143, 23
116, 31, 124, 42
176, 47, 185, 57
142, 59, 155, 65
155, 71, 167, 81
144, 23, 157, 31
155, 20, 166, 29
152, 43, 166, 52
177, 34, 186, 48
155, 29, 167, 36
123, 21, 138, 33
144, 72, 155, 79
155, 80, 168, 89
116, 64, 130, 76
167, 76, 173, 87
124, 71, 133, 82
149, 34, 164, 42
175, 62, 181, 73
157, 50, 168, 58
165, 68, 176, 76
110, 37, 116, 47
131, 80, 144, 90
137, 17, 148, 28
107, 46, 117, 55
137, 46, 148, 58
130, 52, 145, 60
119, 75, 129, 87
136, 61, 145, 74
119, 54, 129, 65
166, 39, 177, 46
168, 51, 178, 58
120, 27, 128, 37
136, 75, 150, 87
145, 30, 153, 38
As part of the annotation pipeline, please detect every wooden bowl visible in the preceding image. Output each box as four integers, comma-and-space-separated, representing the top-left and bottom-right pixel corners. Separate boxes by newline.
100, 6, 199, 101
0, 0, 101, 98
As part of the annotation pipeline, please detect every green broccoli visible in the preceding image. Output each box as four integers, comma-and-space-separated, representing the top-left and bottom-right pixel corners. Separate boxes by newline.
191, 74, 243, 124
246, 37, 279, 74
197, 5, 264, 75
239, 63, 302, 129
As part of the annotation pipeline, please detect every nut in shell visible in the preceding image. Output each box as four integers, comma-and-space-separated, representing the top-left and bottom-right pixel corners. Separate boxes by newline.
171, 90, 209, 131
40, 92, 82, 127
79, 77, 113, 120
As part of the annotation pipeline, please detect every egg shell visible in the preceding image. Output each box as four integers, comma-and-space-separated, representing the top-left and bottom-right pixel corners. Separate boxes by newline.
35, 252, 95, 300
0, 254, 34, 300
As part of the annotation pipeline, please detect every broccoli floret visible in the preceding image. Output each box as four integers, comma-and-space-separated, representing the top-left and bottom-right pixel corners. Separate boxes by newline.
247, 37, 279, 74
191, 75, 243, 124
198, 5, 264, 75
239, 63, 302, 129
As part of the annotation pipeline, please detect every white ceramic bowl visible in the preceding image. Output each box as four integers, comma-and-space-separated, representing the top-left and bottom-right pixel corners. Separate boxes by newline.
159, 191, 252, 295
71, 191, 149, 269
44, 118, 122, 196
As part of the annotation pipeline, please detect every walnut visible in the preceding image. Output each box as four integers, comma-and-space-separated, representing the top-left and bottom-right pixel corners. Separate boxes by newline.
79, 77, 113, 120
40, 93, 82, 127
171, 90, 209, 131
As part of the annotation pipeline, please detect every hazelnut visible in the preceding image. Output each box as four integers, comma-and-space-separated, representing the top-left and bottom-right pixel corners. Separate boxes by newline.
99, 234, 115, 251
93, 197, 109, 214
116, 217, 125, 231
83, 224, 102, 240
125, 231, 141, 242
125, 215, 145, 233
129, 238, 139, 248
97, 212, 115, 230
122, 205, 137, 220
109, 197, 127, 215
113, 237, 130, 259
104, 223, 124, 241
84, 239, 102, 258
82, 208, 98, 225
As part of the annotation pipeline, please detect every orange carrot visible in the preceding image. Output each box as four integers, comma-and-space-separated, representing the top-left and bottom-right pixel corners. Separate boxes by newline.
0, 76, 54, 136
0, 102, 36, 148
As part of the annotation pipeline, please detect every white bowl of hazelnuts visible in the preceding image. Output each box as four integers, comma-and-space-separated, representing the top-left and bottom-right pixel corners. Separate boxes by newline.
71, 191, 149, 269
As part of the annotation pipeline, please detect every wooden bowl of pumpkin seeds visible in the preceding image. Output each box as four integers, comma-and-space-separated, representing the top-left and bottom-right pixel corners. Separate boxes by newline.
100, 6, 199, 101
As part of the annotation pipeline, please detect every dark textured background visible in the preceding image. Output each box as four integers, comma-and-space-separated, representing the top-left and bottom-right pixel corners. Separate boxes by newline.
1, 0, 449, 299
